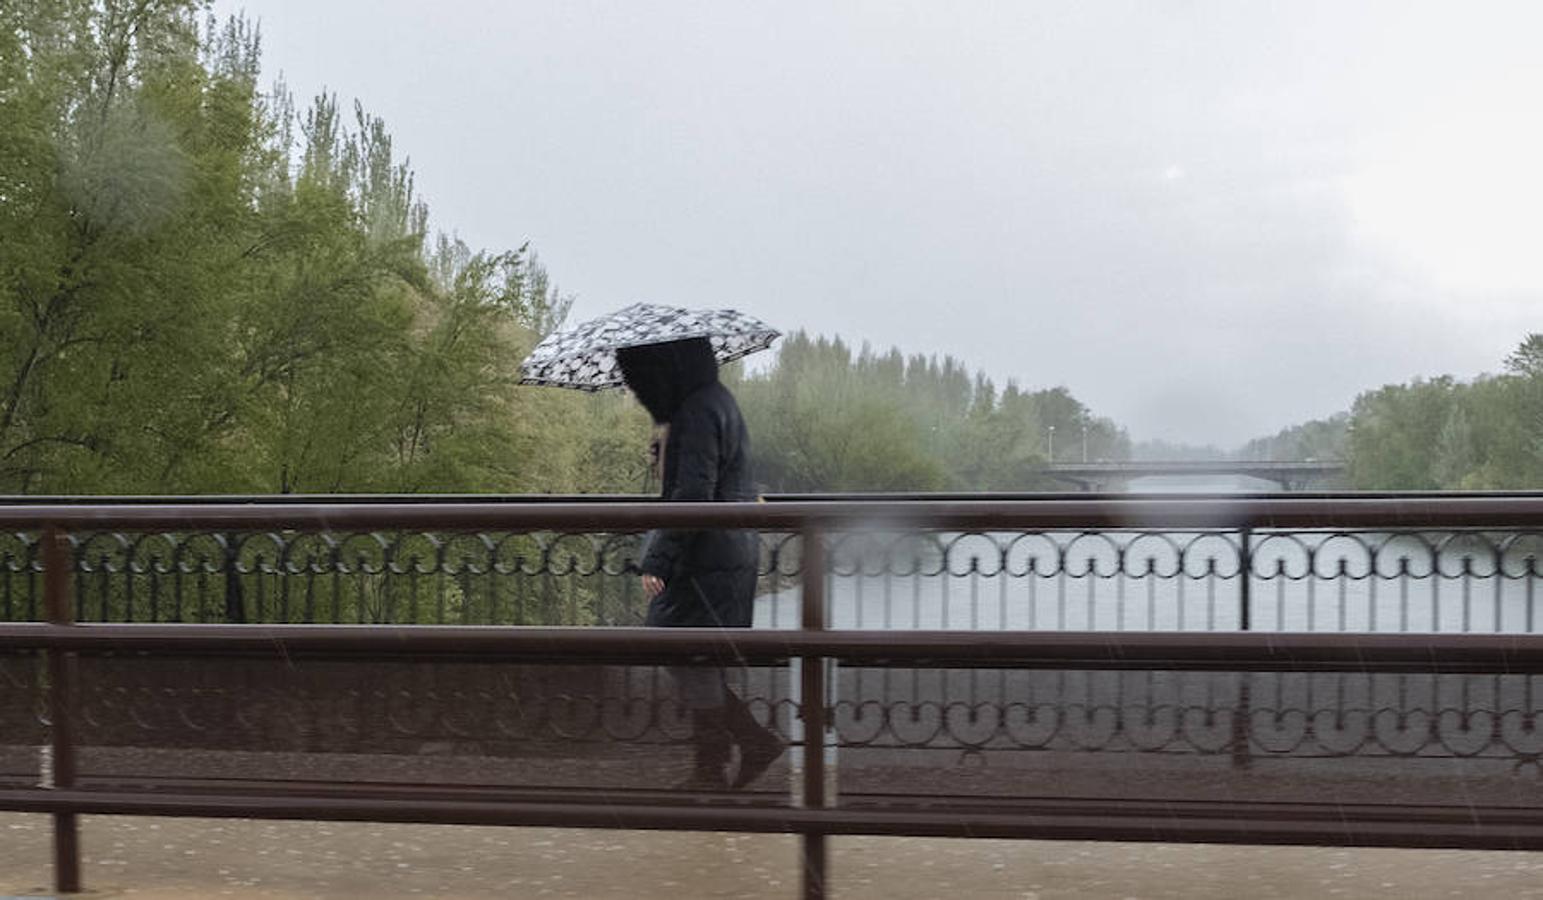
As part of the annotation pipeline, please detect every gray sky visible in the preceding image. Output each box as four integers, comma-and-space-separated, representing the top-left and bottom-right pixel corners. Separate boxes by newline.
216, 0, 1543, 446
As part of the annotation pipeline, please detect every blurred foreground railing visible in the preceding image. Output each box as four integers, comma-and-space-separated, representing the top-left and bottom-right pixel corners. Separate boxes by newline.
1, 496, 1543, 898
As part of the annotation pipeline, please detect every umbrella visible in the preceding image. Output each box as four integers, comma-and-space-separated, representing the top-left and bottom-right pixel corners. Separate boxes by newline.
518, 302, 780, 391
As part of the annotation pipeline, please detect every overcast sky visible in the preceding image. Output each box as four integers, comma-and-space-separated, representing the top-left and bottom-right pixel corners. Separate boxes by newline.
215, 0, 1543, 446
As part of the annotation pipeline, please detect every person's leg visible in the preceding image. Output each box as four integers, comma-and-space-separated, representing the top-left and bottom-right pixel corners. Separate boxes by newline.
721, 685, 784, 788
702, 567, 783, 788
669, 665, 731, 790
648, 582, 731, 789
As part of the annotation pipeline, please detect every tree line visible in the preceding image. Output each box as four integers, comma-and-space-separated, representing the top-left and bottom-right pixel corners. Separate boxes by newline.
733, 333, 1129, 492
0, 3, 1132, 498
1, 3, 650, 495
1241, 335, 1543, 490
25, 3, 1528, 499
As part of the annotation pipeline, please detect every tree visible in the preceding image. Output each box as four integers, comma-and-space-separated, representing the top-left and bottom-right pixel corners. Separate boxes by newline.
1505, 333, 1543, 378
1432, 406, 1475, 488
1323, 336, 1543, 490
0, 4, 640, 496
734, 331, 1124, 492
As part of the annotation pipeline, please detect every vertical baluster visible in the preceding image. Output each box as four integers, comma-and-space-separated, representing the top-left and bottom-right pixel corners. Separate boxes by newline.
1493, 548, 1505, 633
1238, 529, 1251, 633
330, 554, 342, 624
1230, 673, 1252, 770
1086, 562, 1096, 630
279, 553, 290, 622
941, 557, 951, 630
124, 544, 135, 622
882, 561, 894, 632
1527, 555, 1538, 634
1336, 559, 1348, 633
1306, 569, 1316, 632
998, 564, 1008, 631
409, 562, 420, 624
969, 560, 979, 631
173, 553, 185, 623
1145, 559, 1156, 631
1399, 556, 1410, 633
855, 569, 864, 630
1027, 559, 1037, 630
355, 553, 367, 624
255, 556, 268, 624
1462, 555, 1473, 633
1275, 561, 1285, 632
97, 558, 108, 623
224, 533, 245, 624
567, 556, 578, 624
1056, 569, 1067, 631
1430, 553, 1440, 633
1205, 557, 1217, 631
1177, 568, 1186, 632
381, 547, 396, 624
912, 561, 922, 630
515, 556, 526, 626
1368, 550, 1378, 633
28, 543, 39, 622
1115, 561, 1126, 631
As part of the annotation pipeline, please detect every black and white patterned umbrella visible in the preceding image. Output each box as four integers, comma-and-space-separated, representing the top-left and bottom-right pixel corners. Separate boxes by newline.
519, 302, 780, 391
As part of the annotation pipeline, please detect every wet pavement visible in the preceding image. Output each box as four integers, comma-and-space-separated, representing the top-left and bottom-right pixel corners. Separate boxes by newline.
4, 814, 1543, 899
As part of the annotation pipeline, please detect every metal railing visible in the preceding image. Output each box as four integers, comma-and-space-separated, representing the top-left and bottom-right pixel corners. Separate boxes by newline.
2, 493, 1542, 634
0, 496, 1542, 898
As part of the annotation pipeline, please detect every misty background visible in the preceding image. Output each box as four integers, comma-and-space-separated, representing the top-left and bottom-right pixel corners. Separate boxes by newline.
213, 0, 1543, 448
3, 2, 1540, 494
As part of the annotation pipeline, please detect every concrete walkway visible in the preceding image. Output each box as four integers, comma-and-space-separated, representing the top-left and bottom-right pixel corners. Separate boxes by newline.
4, 814, 1543, 899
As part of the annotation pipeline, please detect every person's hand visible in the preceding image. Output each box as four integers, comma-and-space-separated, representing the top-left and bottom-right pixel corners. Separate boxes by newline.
642, 575, 665, 599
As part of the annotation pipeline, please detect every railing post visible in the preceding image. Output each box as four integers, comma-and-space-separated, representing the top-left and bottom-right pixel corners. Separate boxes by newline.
799, 526, 828, 900
1232, 527, 1253, 769
44, 524, 81, 893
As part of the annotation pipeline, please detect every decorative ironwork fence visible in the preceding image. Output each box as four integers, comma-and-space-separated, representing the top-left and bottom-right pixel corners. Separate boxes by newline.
0, 522, 1540, 633
1, 495, 1543, 899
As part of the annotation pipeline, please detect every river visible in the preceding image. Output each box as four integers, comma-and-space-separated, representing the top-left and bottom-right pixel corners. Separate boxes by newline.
755, 475, 1543, 634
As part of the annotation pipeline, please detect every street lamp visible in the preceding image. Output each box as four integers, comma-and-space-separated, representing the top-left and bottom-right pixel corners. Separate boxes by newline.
1047, 425, 1055, 461
1082, 423, 1089, 463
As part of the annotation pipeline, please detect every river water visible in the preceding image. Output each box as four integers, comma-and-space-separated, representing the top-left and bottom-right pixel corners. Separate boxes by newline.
755, 476, 1543, 634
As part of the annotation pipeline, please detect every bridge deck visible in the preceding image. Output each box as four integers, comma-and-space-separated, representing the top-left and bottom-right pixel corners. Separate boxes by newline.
3, 813, 1538, 899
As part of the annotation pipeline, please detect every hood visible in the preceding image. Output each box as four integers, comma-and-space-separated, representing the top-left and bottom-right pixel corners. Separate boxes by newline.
615, 337, 719, 424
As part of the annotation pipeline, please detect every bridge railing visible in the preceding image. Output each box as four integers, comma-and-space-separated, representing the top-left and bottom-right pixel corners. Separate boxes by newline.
1, 494, 1539, 635
2, 496, 1543, 898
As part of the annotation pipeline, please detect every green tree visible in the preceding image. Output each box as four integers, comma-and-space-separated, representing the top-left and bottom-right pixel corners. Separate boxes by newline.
1505, 333, 1543, 378
1328, 336, 1543, 490
0, 3, 644, 496
735, 331, 1125, 492
1431, 406, 1475, 488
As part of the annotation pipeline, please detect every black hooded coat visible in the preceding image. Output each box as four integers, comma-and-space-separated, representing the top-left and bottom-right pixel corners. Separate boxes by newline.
617, 339, 759, 629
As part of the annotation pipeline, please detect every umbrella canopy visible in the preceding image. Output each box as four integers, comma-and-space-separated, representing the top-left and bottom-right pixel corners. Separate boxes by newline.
519, 302, 780, 391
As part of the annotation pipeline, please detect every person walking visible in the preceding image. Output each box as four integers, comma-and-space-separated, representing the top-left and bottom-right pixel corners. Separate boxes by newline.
616, 337, 784, 790
519, 302, 784, 790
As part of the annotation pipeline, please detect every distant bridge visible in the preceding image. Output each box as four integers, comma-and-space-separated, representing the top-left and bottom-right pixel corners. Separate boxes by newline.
1044, 459, 1346, 492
